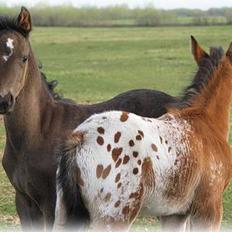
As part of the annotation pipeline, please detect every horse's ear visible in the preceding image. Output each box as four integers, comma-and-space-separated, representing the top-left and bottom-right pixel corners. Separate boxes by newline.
226, 42, 232, 63
191, 35, 209, 65
17, 7, 32, 33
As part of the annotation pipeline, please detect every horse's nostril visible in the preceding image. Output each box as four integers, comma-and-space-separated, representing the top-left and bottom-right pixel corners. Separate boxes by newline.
8, 94, 14, 107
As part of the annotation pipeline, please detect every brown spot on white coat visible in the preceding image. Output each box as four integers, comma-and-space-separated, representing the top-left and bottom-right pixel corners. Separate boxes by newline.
115, 158, 122, 168
136, 135, 142, 140
96, 165, 104, 179
97, 136, 104, 145
120, 112, 129, 122
115, 173, 121, 183
114, 200, 121, 208
102, 165, 111, 179
104, 192, 111, 202
129, 140, 135, 147
133, 151, 139, 158
114, 131, 121, 143
97, 127, 105, 134
138, 130, 144, 138
133, 168, 139, 175
107, 144, 111, 152
151, 143, 158, 152
123, 155, 130, 164
112, 147, 123, 162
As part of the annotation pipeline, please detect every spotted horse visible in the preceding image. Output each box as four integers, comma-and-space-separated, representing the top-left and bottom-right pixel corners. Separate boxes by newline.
55, 39, 232, 232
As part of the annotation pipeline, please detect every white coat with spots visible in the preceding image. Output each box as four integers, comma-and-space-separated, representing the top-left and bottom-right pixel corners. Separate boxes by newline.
54, 111, 203, 231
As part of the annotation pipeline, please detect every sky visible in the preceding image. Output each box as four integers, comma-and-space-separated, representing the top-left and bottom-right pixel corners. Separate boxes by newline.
1, 0, 232, 10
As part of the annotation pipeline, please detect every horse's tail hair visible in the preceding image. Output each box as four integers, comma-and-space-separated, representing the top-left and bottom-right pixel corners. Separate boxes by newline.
56, 130, 90, 228
66, 131, 84, 152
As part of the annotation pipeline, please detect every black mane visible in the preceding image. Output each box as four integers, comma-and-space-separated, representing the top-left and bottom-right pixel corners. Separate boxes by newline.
0, 16, 29, 37
175, 46, 224, 108
40, 71, 62, 100
40, 68, 75, 104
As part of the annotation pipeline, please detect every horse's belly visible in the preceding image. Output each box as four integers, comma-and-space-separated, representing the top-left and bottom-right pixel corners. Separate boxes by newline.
141, 173, 194, 217
142, 194, 191, 216
145, 150, 198, 216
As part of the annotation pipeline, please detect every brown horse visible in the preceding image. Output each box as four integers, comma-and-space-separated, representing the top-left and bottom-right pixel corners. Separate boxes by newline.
55, 40, 232, 232
0, 7, 224, 231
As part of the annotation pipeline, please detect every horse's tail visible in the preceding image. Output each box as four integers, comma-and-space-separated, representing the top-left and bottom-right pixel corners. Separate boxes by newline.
56, 131, 90, 228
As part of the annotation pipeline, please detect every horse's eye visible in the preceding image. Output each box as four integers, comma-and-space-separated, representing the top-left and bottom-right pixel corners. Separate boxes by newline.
22, 56, 28, 63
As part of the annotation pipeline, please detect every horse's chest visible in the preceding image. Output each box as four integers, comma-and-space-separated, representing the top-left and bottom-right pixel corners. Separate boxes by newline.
3, 152, 28, 192
12, 163, 28, 192
3, 147, 56, 195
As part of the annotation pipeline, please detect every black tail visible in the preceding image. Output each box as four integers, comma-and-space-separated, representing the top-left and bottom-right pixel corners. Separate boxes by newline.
56, 132, 90, 228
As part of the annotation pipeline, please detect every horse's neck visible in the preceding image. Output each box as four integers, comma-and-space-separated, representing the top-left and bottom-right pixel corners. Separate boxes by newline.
4, 57, 55, 150
206, 84, 232, 140
193, 62, 232, 140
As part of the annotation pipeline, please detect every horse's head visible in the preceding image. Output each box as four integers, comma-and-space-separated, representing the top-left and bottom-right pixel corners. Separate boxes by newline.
172, 36, 224, 110
0, 7, 32, 114
191, 36, 224, 66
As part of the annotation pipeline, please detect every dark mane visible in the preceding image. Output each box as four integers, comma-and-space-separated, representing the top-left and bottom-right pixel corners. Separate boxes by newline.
40, 68, 75, 103
40, 71, 62, 100
0, 16, 29, 37
175, 46, 224, 108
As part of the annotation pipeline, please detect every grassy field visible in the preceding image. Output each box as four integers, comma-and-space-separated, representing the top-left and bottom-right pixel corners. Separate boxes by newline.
1, 25, 232, 230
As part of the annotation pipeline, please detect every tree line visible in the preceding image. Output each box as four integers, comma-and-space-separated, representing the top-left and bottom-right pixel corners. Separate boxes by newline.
0, 5, 232, 27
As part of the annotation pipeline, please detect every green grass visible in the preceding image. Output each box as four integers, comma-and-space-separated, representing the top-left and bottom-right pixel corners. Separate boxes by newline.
1, 25, 232, 229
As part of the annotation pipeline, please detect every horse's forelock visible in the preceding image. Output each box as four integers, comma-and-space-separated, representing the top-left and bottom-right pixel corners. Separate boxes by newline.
209, 47, 224, 67
0, 16, 29, 38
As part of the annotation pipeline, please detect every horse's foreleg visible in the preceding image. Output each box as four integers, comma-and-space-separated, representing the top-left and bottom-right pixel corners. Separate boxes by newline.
42, 203, 56, 231
53, 189, 67, 231
160, 214, 189, 232
16, 190, 44, 231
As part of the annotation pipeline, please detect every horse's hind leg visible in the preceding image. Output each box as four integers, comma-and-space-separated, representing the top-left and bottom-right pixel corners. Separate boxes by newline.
53, 189, 67, 231
190, 196, 223, 232
160, 214, 189, 232
16, 191, 44, 231
91, 199, 143, 232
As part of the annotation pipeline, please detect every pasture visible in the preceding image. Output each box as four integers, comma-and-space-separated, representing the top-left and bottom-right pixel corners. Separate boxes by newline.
0, 25, 232, 230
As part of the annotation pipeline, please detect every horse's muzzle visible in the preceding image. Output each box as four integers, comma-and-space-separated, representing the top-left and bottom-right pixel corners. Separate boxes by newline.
0, 93, 14, 114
